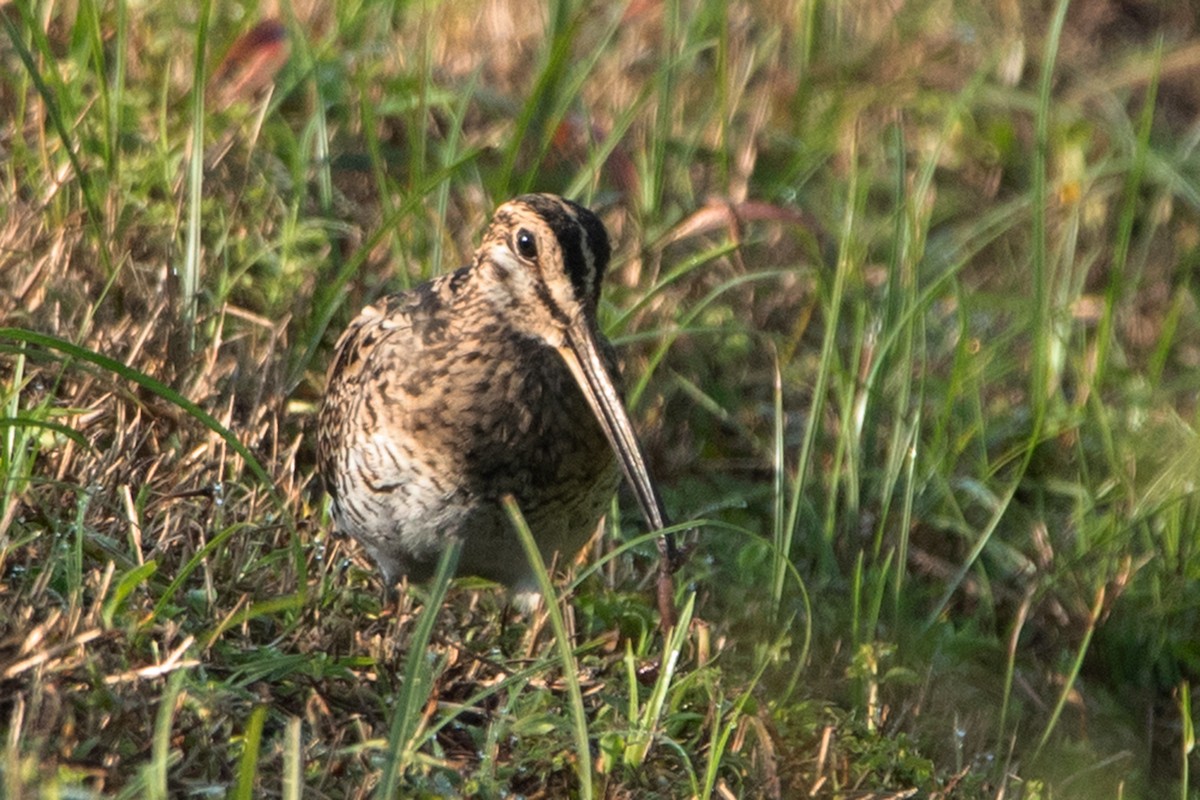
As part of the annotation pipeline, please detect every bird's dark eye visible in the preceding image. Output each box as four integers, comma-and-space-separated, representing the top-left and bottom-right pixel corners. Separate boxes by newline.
515, 229, 538, 260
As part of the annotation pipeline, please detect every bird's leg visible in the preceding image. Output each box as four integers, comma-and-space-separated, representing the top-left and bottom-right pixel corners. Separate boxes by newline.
656, 563, 677, 632
655, 529, 690, 633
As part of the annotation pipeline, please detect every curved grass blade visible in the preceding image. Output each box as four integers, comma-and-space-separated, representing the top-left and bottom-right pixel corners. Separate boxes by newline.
0, 415, 92, 452
0, 328, 292, 530
375, 539, 461, 798
504, 494, 594, 800
233, 705, 267, 800
102, 561, 159, 628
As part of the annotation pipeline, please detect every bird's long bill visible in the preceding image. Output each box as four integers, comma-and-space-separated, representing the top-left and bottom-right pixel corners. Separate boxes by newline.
558, 322, 669, 533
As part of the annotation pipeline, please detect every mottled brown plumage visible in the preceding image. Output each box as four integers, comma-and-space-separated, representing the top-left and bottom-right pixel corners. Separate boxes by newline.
318, 194, 676, 614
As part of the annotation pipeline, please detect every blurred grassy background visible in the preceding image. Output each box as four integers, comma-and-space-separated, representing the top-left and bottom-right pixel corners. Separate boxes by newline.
3, 0, 1200, 797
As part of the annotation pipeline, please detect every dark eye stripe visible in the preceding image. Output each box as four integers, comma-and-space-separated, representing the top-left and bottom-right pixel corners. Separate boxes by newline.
557, 216, 590, 303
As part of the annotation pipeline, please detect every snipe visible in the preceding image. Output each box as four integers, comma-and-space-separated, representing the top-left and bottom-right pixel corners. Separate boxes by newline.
317, 194, 678, 623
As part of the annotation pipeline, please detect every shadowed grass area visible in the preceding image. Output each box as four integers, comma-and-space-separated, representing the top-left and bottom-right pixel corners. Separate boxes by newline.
3, 0, 1200, 797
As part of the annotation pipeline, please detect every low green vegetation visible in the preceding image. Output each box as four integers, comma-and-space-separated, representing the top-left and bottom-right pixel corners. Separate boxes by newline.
2, 0, 1199, 797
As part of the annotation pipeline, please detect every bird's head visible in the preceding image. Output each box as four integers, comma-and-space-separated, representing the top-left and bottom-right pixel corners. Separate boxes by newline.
475, 193, 611, 349
475, 193, 670, 533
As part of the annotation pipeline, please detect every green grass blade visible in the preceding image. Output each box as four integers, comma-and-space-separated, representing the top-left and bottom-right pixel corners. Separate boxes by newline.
1181, 681, 1194, 800
233, 705, 268, 800
181, 0, 212, 337
375, 539, 460, 798
204, 593, 306, 649
1032, 587, 1104, 761
495, 0, 583, 195
0, 414, 91, 451
1094, 37, 1162, 389
153, 522, 247, 621
146, 669, 188, 800
1029, 0, 1069, 411
504, 495, 594, 800
102, 561, 158, 628
780, 124, 863, 600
